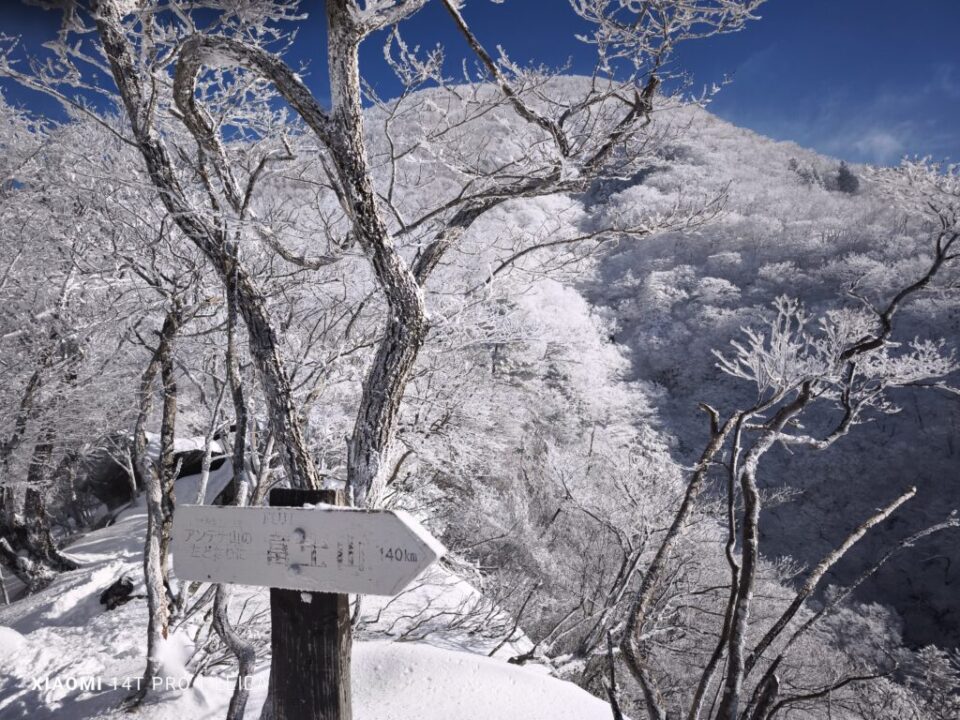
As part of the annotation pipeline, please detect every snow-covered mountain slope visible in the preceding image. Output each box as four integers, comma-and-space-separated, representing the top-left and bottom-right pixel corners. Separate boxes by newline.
3, 72, 957, 720
352, 84, 959, 645
0, 467, 614, 719
581, 103, 960, 648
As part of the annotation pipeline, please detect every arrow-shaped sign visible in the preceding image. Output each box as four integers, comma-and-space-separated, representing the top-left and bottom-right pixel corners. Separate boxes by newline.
171, 504, 445, 596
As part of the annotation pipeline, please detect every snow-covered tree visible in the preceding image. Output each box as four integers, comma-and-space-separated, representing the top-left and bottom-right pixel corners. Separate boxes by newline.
611, 184, 960, 720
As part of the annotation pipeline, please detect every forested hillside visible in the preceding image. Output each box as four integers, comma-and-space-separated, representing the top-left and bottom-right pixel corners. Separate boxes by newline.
582, 104, 960, 650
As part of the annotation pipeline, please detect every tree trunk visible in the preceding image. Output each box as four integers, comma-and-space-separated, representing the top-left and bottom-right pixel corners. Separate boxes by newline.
619, 408, 740, 720
194, 383, 225, 505
262, 488, 352, 720
22, 484, 78, 573
213, 583, 257, 720
715, 389, 810, 720
0, 430, 79, 589
0, 537, 52, 592
0, 342, 56, 476
128, 305, 181, 707
217, 275, 250, 507
688, 418, 745, 720
210, 323, 256, 717
0, 564, 9, 605
92, 0, 321, 494
157, 327, 179, 600
714, 456, 762, 720
749, 673, 780, 720
324, 1, 430, 507
744, 486, 916, 679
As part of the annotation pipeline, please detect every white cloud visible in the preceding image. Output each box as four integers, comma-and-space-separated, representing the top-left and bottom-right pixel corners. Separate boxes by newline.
851, 130, 905, 164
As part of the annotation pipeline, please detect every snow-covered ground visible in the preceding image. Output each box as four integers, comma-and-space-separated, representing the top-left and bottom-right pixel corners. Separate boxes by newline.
0, 466, 615, 719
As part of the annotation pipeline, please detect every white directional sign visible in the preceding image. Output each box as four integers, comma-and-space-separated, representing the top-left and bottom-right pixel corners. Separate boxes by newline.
171, 504, 445, 596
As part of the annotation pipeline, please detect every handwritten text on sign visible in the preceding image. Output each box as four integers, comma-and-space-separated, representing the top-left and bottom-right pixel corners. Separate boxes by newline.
171, 504, 445, 596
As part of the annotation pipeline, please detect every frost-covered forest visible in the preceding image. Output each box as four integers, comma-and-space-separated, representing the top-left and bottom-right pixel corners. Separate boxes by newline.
0, 2, 958, 719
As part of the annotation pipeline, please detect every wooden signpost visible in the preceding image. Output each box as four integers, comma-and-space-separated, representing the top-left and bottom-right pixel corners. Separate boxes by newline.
171, 488, 445, 720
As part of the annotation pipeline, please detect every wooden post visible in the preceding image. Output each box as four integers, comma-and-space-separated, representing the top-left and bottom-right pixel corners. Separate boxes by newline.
268, 488, 352, 720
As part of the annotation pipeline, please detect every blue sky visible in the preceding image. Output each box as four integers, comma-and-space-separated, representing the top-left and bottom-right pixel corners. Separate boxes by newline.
2, 0, 959, 165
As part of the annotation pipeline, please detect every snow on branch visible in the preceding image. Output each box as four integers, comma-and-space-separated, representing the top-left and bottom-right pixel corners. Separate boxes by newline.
174, 34, 337, 150
358, 0, 432, 36
570, 0, 765, 75
383, 26, 445, 89
713, 296, 821, 395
